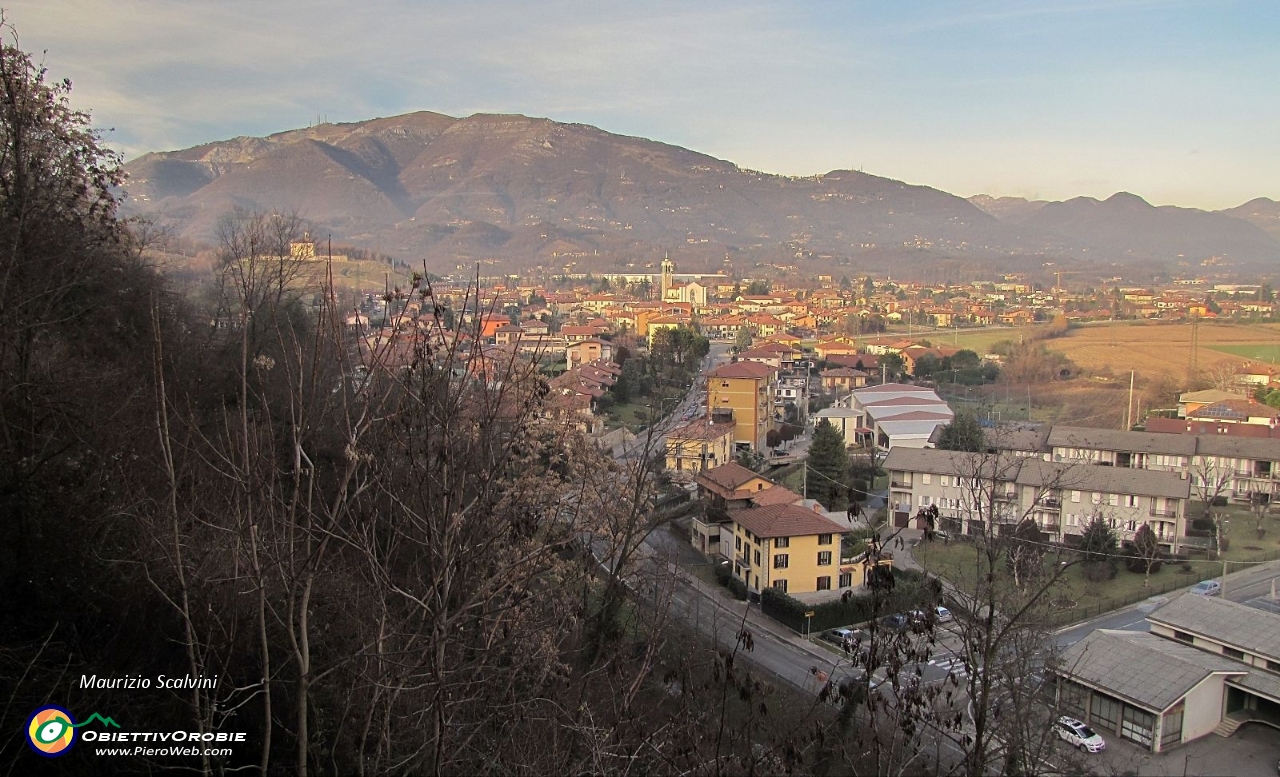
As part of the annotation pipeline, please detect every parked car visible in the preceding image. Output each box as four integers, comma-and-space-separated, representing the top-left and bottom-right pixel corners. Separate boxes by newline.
1054, 716, 1106, 752
934, 606, 953, 624
822, 627, 858, 646
1190, 580, 1222, 596
880, 613, 909, 632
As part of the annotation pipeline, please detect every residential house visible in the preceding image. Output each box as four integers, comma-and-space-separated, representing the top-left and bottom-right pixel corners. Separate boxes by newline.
664, 417, 736, 475
1178, 389, 1241, 418
566, 338, 614, 370
820, 367, 868, 392
1188, 399, 1280, 429
729, 504, 880, 596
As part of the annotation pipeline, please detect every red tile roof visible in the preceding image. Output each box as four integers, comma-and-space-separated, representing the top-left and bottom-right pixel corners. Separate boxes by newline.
730, 504, 848, 539
696, 462, 762, 491
709, 361, 775, 379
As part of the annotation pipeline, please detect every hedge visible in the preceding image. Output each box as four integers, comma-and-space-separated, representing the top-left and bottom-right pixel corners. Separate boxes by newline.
760, 569, 936, 633
713, 562, 749, 600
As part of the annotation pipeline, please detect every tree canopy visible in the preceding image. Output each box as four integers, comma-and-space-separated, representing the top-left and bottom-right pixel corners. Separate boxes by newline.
935, 412, 986, 452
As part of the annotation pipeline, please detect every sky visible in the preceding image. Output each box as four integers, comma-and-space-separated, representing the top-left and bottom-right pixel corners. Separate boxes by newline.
8, 0, 1278, 210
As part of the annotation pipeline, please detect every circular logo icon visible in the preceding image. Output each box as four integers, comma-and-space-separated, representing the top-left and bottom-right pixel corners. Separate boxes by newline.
26, 706, 76, 757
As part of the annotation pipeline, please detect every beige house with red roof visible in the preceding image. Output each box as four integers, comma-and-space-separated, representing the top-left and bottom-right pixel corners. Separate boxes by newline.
729, 504, 886, 596
664, 417, 736, 474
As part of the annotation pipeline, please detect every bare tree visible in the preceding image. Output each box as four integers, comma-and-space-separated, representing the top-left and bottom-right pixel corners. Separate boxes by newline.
1190, 454, 1235, 518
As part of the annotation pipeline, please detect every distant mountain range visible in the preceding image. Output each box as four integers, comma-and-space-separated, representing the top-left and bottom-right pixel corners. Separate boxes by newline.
121, 111, 1280, 277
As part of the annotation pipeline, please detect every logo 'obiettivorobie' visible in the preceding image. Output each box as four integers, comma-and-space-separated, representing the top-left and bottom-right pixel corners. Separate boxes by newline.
25, 707, 120, 758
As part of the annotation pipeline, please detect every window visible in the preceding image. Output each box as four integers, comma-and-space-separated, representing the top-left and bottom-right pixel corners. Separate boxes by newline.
922, 473, 932, 485
1223, 646, 1244, 660
1091, 492, 1102, 505
775, 537, 790, 549
735, 537, 742, 550
920, 495, 932, 506
818, 533, 833, 545
816, 576, 831, 591
838, 572, 852, 587
772, 579, 787, 593
1090, 694, 1121, 732
1173, 630, 1194, 643
818, 551, 832, 566
754, 550, 761, 566
939, 475, 950, 487
774, 554, 789, 569
1060, 680, 1088, 718
1124, 495, 1139, 508
1266, 660, 1280, 673
1072, 490, 1081, 503
1108, 493, 1119, 507
1121, 705, 1155, 747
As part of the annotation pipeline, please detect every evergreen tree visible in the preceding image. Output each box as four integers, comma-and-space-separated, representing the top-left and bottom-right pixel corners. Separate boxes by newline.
936, 412, 985, 452
806, 419, 850, 510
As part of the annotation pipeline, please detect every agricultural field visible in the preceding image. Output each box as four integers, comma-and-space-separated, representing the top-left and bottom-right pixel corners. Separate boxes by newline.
1043, 320, 1280, 384
884, 324, 1039, 354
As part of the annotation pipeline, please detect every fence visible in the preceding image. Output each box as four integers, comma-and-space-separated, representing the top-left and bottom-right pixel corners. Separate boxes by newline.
1045, 545, 1280, 628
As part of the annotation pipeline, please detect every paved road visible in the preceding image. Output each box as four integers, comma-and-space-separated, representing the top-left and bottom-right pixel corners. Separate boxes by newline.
1054, 558, 1280, 649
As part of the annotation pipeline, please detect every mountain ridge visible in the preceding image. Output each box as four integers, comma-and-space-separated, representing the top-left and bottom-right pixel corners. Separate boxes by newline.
121, 111, 1280, 274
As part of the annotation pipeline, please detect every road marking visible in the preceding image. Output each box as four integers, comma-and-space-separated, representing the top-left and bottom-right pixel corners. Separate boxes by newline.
928, 654, 975, 678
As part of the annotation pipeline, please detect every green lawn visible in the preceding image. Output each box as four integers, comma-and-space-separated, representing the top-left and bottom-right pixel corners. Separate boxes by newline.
913, 537, 1205, 625
1205, 343, 1280, 362
603, 400, 663, 432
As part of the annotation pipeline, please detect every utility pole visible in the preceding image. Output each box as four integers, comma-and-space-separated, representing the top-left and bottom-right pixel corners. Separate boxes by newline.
1126, 370, 1135, 430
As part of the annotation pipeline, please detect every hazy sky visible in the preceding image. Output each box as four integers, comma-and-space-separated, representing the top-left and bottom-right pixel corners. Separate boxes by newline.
9, 0, 1278, 209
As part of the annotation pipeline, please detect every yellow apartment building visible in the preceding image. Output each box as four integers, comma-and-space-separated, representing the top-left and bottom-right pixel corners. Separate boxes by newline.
707, 361, 776, 452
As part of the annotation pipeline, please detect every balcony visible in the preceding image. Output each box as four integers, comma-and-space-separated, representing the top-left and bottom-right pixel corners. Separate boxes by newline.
1040, 521, 1061, 532
995, 490, 1018, 502
1037, 497, 1062, 511
890, 479, 913, 489
1149, 508, 1178, 518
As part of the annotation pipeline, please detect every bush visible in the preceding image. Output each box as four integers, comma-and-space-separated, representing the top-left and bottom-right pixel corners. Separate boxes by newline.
1210, 495, 1229, 507
1083, 561, 1117, 582
1189, 517, 1215, 536
713, 562, 731, 587
726, 576, 748, 600
1125, 555, 1164, 574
